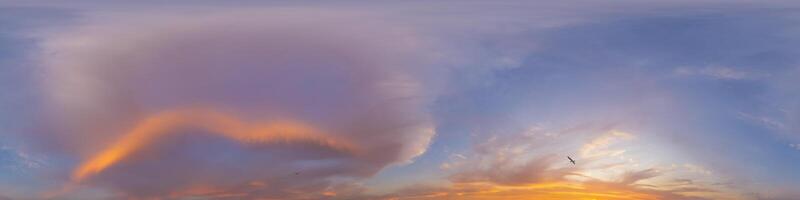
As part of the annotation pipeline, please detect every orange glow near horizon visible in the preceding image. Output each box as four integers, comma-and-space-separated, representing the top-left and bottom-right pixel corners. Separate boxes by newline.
387, 181, 708, 200
71, 107, 359, 183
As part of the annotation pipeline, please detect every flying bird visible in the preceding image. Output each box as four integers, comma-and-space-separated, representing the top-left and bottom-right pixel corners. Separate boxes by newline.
567, 156, 576, 165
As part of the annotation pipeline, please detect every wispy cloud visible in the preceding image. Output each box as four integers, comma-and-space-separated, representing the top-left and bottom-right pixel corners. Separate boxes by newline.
379, 127, 739, 200
0, 145, 44, 173
0, 0, 798, 199
580, 130, 633, 159
737, 112, 786, 130
791, 143, 800, 151
674, 66, 765, 80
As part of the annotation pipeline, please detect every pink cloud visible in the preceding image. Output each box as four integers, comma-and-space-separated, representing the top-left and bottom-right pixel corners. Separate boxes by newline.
39, 9, 438, 199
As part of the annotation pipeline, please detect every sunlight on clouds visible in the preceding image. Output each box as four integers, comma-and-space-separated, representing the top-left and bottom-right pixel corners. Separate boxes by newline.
407, 128, 742, 200
71, 107, 359, 182
385, 181, 686, 200
3, 1, 796, 199
38, 9, 439, 199
580, 130, 633, 159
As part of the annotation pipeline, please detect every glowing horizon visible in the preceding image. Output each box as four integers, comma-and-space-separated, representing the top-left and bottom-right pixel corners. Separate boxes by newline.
0, 1, 799, 199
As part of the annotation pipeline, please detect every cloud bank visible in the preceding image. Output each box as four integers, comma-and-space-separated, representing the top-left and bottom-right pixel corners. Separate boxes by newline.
40, 9, 437, 198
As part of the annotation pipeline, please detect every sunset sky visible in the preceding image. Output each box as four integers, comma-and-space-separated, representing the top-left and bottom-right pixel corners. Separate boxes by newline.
1, 1, 799, 199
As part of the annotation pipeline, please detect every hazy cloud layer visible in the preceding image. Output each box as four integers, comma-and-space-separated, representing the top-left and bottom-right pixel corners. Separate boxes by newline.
40, 10, 438, 198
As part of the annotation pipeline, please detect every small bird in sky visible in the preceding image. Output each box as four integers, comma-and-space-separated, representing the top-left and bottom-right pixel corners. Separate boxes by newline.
567, 156, 576, 165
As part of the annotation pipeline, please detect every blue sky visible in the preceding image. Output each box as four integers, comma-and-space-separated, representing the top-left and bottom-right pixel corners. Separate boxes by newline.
0, 1, 799, 199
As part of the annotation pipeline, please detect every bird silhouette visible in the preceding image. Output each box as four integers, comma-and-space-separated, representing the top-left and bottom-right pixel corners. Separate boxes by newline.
567, 156, 576, 165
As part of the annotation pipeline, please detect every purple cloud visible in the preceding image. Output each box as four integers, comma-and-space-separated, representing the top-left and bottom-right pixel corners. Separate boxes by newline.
38, 10, 438, 198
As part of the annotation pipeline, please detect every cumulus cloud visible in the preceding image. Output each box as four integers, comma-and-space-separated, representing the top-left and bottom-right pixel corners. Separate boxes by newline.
39, 9, 438, 198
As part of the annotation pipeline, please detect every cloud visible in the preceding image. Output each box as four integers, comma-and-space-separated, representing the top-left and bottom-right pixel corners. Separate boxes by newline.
8, 1, 799, 199
618, 168, 660, 185
419, 8, 800, 198
580, 130, 633, 159
382, 127, 741, 200
71, 108, 360, 182
0, 145, 43, 173
790, 144, 800, 151
38, 9, 438, 198
449, 154, 577, 186
737, 112, 786, 130
764, 67, 800, 141
674, 66, 765, 80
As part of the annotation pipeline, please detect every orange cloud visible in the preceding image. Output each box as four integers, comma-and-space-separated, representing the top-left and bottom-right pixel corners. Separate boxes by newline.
71, 107, 359, 183
379, 180, 719, 200
404, 127, 741, 200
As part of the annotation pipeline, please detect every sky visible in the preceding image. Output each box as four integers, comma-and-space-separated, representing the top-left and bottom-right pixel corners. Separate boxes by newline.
0, 1, 799, 199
